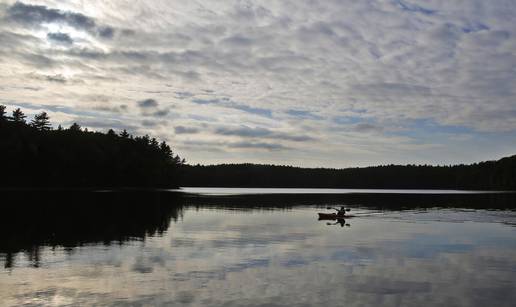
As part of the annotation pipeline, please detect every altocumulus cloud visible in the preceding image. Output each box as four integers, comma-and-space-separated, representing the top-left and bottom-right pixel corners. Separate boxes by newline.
5, 1, 116, 38
175, 126, 200, 134
138, 99, 159, 108
1, 0, 516, 167
47, 32, 73, 45
215, 126, 315, 142
228, 141, 289, 151
137, 98, 170, 118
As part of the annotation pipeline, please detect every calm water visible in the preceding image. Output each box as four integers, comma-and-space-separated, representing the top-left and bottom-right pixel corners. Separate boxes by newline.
178, 187, 504, 195
1, 190, 516, 306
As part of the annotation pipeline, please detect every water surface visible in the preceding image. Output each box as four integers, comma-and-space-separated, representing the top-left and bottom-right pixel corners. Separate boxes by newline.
1, 190, 515, 306
178, 187, 503, 195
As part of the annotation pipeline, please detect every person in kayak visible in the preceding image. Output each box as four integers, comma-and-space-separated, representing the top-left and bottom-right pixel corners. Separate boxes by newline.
324, 206, 351, 217
334, 206, 348, 217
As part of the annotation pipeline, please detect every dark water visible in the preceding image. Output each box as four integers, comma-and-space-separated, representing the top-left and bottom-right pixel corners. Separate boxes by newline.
1, 190, 516, 306
178, 187, 504, 195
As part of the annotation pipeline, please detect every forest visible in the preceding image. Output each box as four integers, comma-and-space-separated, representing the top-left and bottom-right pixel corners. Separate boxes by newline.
1, 105, 515, 190
0, 105, 184, 188
181, 157, 516, 190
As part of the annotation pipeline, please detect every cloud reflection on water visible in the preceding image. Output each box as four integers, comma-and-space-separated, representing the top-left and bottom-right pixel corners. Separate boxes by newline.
0, 192, 516, 306
1, 204, 516, 306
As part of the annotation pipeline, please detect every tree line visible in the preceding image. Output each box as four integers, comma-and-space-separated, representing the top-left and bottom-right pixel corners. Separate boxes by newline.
0, 105, 184, 188
1, 105, 515, 190
181, 158, 516, 190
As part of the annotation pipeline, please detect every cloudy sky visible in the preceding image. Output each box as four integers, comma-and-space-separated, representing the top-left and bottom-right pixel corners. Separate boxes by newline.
0, 0, 515, 167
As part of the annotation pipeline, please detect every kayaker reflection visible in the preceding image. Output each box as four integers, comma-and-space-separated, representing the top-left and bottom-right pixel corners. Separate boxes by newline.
328, 219, 350, 227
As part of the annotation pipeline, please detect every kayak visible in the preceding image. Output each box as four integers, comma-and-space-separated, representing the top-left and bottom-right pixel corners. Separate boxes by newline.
318, 213, 354, 219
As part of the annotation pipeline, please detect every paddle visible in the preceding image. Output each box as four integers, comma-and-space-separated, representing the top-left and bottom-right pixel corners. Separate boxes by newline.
326, 207, 351, 211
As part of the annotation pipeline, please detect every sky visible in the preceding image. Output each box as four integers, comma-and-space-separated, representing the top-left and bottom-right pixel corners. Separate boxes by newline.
0, 0, 515, 167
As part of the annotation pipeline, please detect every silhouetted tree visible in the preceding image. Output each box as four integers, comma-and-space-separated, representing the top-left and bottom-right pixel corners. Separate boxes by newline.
160, 141, 172, 157
0, 105, 6, 120
150, 137, 159, 149
12, 108, 26, 123
181, 158, 516, 190
120, 129, 130, 138
0, 106, 183, 188
69, 122, 81, 132
173, 154, 182, 165
57, 125, 63, 131
30, 112, 51, 131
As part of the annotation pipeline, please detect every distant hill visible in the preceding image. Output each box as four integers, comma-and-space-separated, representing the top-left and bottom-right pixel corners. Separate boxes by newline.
182, 156, 516, 190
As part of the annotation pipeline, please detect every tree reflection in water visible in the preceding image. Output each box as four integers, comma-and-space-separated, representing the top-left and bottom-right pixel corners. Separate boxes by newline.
2, 190, 515, 269
1, 191, 183, 269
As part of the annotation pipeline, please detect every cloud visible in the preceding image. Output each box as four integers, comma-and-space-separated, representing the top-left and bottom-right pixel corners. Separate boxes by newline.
350, 83, 432, 98
353, 123, 384, 134
17, 53, 56, 68
47, 32, 73, 45
1, 0, 516, 166
7, 2, 96, 29
135, 99, 170, 118
192, 98, 273, 118
180, 139, 288, 152
5, 2, 115, 38
286, 109, 323, 120
395, 0, 436, 15
73, 119, 137, 132
152, 109, 169, 117
138, 99, 159, 108
175, 126, 200, 134
215, 126, 315, 142
222, 34, 254, 47
228, 141, 289, 151
141, 119, 167, 127
175, 91, 194, 99
92, 103, 128, 114
192, 99, 219, 105
215, 126, 271, 138
26, 73, 68, 83
98, 26, 115, 39
44, 74, 67, 83
230, 103, 272, 118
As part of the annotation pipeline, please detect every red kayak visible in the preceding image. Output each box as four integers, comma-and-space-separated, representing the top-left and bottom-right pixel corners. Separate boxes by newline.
318, 213, 354, 220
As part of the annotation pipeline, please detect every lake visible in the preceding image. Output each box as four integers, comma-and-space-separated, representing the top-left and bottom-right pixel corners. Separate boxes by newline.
178, 187, 507, 195
1, 189, 516, 306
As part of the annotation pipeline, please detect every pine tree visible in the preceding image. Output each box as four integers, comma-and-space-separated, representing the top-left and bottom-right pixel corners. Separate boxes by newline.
160, 141, 172, 158
69, 122, 82, 131
12, 108, 26, 123
150, 137, 159, 148
120, 129, 130, 138
0, 105, 6, 120
31, 112, 51, 130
